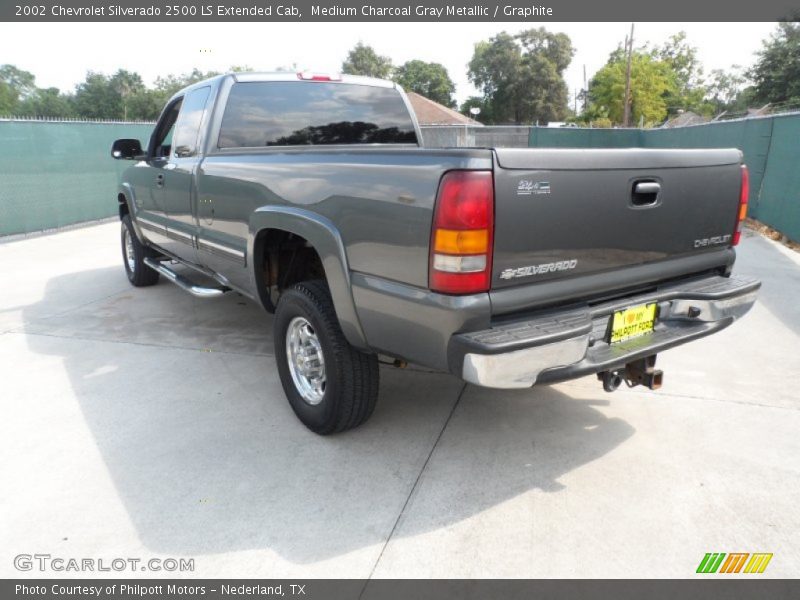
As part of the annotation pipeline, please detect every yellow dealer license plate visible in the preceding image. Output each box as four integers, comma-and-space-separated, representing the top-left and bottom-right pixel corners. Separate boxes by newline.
609, 303, 657, 344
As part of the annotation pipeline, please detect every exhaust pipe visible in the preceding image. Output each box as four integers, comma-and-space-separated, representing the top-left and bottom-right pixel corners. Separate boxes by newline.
599, 355, 664, 392
599, 370, 624, 392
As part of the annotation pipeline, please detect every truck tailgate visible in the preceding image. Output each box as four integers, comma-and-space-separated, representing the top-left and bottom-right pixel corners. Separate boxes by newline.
491, 148, 743, 291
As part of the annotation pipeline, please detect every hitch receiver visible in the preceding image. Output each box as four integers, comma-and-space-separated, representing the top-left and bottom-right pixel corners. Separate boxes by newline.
624, 355, 663, 390
598, 354, 663, 392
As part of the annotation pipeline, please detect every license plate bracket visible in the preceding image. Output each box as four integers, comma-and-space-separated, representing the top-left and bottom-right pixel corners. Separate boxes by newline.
608, 302, 657, 344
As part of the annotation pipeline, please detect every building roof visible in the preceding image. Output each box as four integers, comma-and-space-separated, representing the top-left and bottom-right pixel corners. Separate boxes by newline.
406, 92, 482, 126
662, 111, 711, 128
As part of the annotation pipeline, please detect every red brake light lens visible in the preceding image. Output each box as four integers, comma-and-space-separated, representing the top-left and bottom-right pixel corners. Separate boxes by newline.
297, 72, 341, 82
733, 165, 749, 246
429, 171, 494, 294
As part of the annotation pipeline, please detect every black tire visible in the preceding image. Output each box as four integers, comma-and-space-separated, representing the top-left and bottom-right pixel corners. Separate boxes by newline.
274, 281, 379, 434
121, 215, 160, 287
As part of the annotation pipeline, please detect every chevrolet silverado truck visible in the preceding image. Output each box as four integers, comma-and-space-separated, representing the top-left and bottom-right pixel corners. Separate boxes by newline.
111, 72, 760, 434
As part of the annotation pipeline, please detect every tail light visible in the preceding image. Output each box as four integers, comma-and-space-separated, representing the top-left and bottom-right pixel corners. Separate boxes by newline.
429, 170, 494, 294
733, 165, 749, 246
297, 72, 341, 81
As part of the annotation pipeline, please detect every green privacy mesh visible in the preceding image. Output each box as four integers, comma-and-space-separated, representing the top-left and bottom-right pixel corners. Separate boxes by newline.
0, 120, 153, 236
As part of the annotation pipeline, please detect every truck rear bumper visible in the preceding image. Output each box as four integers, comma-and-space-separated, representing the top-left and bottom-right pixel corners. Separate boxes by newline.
450, 275, 760, 389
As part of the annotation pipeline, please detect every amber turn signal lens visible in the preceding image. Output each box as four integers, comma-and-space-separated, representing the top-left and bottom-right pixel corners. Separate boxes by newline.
434, 229, 489, 255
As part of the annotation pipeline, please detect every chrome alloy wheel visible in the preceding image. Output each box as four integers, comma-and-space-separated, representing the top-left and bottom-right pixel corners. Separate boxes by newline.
123, 227, 136, 273
286, 316, 327, 405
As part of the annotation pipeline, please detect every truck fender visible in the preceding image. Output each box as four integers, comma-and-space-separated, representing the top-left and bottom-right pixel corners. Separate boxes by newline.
118, 183, 146, 244
249, 206, 369, 350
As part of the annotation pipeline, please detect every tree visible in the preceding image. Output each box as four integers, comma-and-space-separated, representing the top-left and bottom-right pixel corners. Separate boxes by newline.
0, 64, 37, 114
152, 68, 220, 108
0, 65, 37, 99
341, 42, 393, 79
650, 32, 706, 113
587, 51, 676, 126
467, 28, 574, 124
16, 87, 75, 118
750, 20, 800, 106
460, 96, 492, 122
393, 60, 456, 107
73, 71, 127, 119
0, 80, 16, 114
705, 67, 753, 114
110, 70, 146, 120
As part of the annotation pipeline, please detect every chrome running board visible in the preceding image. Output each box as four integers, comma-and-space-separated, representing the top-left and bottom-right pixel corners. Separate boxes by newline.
143, 257, 230, 299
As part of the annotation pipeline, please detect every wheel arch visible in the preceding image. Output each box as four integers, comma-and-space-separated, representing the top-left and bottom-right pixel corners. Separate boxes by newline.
249, 207, 368, 350
118, 184, 151, 245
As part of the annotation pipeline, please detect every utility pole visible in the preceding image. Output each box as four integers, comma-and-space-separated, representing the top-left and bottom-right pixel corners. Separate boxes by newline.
622, 23, 634, 127
582, 64, 587, 112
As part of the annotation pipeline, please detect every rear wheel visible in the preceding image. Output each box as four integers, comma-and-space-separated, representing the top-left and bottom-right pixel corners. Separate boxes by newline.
121, 215, 159, 287
274, 281, 379, 434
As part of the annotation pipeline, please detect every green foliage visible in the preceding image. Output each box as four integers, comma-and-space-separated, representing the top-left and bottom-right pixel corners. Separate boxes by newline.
587, 51, 677, 126
73, 71, 125, 119
341, 42, 393, 79
394, 60, 456, 108
0, 64, 37, 114
467, 28, 574, 124
704, 67, 754, 115
0, 80, 16, 114
580, 31, 763, 125
750, 20, 800, 106
0, 65, 37, 99
591, 117, 613, 128
16, 87, 75, 118
649, 32, 706, 114
460, 96, 492, 122
149, 68, 221, 116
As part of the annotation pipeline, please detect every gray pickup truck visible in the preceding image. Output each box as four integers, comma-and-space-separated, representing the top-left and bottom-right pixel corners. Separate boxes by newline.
112, 72, 759, 434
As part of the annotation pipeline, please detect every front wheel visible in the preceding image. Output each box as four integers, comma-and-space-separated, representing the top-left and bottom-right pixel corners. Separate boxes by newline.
121, 215, 159, 287
274, 281, 379, 434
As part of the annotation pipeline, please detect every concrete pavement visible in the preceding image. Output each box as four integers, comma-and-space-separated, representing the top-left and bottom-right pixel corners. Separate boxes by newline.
1, 223, 798, 578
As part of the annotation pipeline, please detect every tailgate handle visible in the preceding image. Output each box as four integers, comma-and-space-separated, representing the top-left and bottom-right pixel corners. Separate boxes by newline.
632, 181, 660, 206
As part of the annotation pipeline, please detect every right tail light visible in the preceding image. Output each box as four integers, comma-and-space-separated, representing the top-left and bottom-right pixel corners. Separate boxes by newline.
429, 170, 494, 294
733, 165, 749, 246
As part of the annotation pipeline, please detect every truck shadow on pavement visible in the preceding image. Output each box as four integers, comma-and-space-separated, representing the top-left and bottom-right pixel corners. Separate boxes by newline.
22, 266, 635, 565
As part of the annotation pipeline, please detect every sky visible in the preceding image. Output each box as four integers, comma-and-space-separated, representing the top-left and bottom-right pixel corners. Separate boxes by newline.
0, 22, 777, 106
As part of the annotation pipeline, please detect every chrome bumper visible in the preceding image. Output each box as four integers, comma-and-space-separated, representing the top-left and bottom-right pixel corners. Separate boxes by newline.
453, 275, 760, 389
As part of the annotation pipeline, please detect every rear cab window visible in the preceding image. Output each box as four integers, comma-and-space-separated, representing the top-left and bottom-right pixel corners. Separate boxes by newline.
217, 81, 418, 148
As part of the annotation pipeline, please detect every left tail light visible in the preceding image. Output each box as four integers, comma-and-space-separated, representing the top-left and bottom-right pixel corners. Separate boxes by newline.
429, 170, 494, 294
733, 164, 749, 246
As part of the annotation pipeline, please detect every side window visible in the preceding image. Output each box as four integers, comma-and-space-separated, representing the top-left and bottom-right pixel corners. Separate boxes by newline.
150, 98, 182, 158
172, 86, 211, 157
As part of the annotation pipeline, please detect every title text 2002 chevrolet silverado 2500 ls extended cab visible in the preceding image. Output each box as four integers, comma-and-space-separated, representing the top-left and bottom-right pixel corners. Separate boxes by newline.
111, 72, 759, 434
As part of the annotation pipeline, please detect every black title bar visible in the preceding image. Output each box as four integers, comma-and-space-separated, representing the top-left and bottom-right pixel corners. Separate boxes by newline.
4, 579, 800, 600
2, 0, 799, 21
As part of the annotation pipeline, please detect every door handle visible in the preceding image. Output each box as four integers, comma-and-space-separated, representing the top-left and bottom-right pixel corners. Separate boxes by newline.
631, 180, 660, 206
155, 173, 165, 188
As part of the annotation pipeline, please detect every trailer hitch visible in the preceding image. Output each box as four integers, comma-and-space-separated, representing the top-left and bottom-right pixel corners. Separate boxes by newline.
598, 354, 663, 392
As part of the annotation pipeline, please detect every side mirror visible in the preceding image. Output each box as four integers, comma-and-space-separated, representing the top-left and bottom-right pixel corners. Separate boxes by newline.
111, 138, 144, 160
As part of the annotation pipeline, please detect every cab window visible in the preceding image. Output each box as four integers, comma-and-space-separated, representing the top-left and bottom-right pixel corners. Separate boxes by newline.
172, 86, 211, 157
